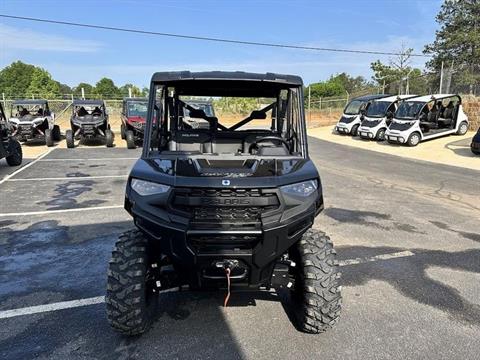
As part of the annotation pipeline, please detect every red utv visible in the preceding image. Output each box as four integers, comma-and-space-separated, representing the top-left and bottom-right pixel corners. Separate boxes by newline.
120, 97, 148, 149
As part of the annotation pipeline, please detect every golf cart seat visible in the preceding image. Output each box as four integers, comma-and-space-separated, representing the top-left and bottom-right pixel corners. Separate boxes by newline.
437, 103, 455, 127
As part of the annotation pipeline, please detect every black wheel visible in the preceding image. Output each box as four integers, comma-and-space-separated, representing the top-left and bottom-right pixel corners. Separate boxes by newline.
456, 121, 468, 135
105, 129, 114, 148
5, 139, 23, 166
471, 148, 480, 155
351, 124, 359, 137
126, 130, 136, 149
106, 229, 158, 335
375, 128, 386, 141
407, 132, 421, 147
121, 123, 126, 140
52, 125, 61, 141
66, 129, 75, 148
45, 129, 54, 147
288, 229, 341, 334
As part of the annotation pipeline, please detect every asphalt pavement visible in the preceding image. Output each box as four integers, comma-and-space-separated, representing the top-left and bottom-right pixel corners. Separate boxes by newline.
0, 138, 479, 359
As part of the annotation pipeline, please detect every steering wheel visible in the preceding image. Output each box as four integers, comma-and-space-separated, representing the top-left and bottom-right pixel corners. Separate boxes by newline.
248, 136, 290, 153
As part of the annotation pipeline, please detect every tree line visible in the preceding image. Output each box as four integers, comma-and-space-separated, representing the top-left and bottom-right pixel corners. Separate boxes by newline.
0, 61, 148, 99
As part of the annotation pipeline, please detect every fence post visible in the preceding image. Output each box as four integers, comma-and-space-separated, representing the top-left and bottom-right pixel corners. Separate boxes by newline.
81, 87, 85, 100
439, 61, 444, 93
128, 87, 132, 98
2, 93, 5, 109
308, 86, 311, 123
319, 97, 322, 110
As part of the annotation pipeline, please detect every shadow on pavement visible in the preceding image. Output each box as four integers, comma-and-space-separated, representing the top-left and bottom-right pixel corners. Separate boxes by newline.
339, 245, 480, 326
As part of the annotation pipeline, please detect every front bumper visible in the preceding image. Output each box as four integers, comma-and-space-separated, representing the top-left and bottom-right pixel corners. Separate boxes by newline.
358, 128, 376, 139
385, 133, 406, 144
125, 185, 323, 288
335, 125, 351, 134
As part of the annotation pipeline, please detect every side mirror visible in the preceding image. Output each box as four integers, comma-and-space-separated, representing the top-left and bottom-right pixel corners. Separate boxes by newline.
250, 110, 267, 120
386, 111, 393, 119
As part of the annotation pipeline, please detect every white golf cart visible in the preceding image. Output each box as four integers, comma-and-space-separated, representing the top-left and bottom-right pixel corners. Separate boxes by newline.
385, 94, 469, 146
358, 95, 418, 141
335, 94, 390, 136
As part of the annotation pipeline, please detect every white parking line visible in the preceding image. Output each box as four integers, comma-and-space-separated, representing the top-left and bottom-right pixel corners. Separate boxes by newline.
0, 205, 124, 217
338, 250, 415, 266
6, 175, 128, 182
38, 157, 138, 162
0, 251, 416, 320
0, 148, 54, 185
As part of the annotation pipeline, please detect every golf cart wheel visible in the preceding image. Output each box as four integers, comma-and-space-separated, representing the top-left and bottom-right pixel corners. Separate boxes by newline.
126, 130, 136, 149
120, 123, 126, 140
407, 132, 421, 147
457, 121, 468, 135
45, 129, 54, 147
376, 128, 386, 141
52, 125, 61, 141
66, 130, 75, 149
351, 124, 359, 137
105, 129, 114, 148
106, 229, 158, 336
5, 139, 22, 166
289, 229, 342, 334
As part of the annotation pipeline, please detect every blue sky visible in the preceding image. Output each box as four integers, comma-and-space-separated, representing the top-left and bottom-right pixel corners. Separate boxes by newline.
0, 0, 442, 88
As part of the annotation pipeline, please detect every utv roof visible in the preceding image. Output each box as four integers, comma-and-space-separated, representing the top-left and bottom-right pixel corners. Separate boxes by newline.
350, 94, 391, 102
151, 71, 303, 86
408, 94, 459, 103
72, 99, 105, 106
123, 97, 148, 102
373, 94, 418, 103
12, 99, 48, 105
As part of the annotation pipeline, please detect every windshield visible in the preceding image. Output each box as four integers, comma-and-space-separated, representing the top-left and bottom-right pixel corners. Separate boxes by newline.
127, 102, 148, 117
74, 105, 104, 116
344, 100, 363, 115
366, 101, 390, 118
146, 82, 305, 157
11, 104, 46, 117
395, 101, 424, 120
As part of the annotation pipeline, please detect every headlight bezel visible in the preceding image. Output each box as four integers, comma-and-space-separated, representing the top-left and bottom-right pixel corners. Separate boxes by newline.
280, 179, 318, 198
131, 178, 170, 196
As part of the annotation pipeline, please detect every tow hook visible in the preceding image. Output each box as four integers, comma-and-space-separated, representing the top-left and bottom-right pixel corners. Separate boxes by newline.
215, 260, 239, 307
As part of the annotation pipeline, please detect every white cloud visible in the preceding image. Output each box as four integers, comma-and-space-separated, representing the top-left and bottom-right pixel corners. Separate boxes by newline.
0, 24, 102, 52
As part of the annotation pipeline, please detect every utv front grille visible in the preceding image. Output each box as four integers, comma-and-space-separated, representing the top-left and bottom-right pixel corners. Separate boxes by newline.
171, 187, 279, 226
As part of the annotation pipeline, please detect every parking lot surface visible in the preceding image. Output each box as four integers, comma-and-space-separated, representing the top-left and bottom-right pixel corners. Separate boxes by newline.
0, 139, 479, 359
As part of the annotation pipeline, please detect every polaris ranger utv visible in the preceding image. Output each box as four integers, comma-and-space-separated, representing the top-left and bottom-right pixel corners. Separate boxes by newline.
106, 71, 342, 336
8, 99, 60, 146
120, 97, 148, 149
66, 99, 114, 148
0, 102, 22, 166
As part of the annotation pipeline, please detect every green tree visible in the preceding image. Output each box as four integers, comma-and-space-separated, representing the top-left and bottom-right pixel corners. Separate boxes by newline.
73, 83, 94, 98
424, 0, 480, 94
119, 83, 143, 97
0, 61, 37, 97
330, 72, 370, 94
25, 67, 61, 99
94, 77, 120, 98
308, 78, 345, 98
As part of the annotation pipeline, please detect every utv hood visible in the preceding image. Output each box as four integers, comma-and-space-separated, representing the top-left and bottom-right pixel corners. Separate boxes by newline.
127, 116, 146, 123
130, 157, 319, 188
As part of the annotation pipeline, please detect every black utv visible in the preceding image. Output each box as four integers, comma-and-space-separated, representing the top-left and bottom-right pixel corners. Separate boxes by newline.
0, 102, 22, 166
106, 71, 342, 336
120, 97, 148, 149
66, 99, 114, 148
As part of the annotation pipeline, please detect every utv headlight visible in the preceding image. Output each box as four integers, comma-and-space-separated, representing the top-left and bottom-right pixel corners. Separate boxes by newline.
281, 180, 318, 197
131, 178, 170, 196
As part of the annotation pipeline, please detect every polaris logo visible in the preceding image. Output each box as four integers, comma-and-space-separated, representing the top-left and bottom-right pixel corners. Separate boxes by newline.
200, 198, 250, 206
222, 179, 230, 186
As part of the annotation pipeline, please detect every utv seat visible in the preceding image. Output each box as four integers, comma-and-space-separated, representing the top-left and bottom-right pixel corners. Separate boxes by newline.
170, 130, 212, 153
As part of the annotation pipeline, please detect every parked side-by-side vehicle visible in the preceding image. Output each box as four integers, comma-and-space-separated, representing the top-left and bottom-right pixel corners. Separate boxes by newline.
121, 97, 148, 149
66, 99, 113, 148
471, 127, 480, 155
182, 100, 215, 129
385, 94, 469, 146
335, 94, 390, 136
8, 99, 60, 146
105, 71, 342, 336
358, 95, 417, 141
0, 102, 22, 166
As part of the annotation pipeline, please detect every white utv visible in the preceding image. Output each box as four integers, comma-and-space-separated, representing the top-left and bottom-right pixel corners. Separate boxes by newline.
334, 94, 390, 136
8, 99, 60, 147
358, 95, 418, 141
385, 94, 469, 146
